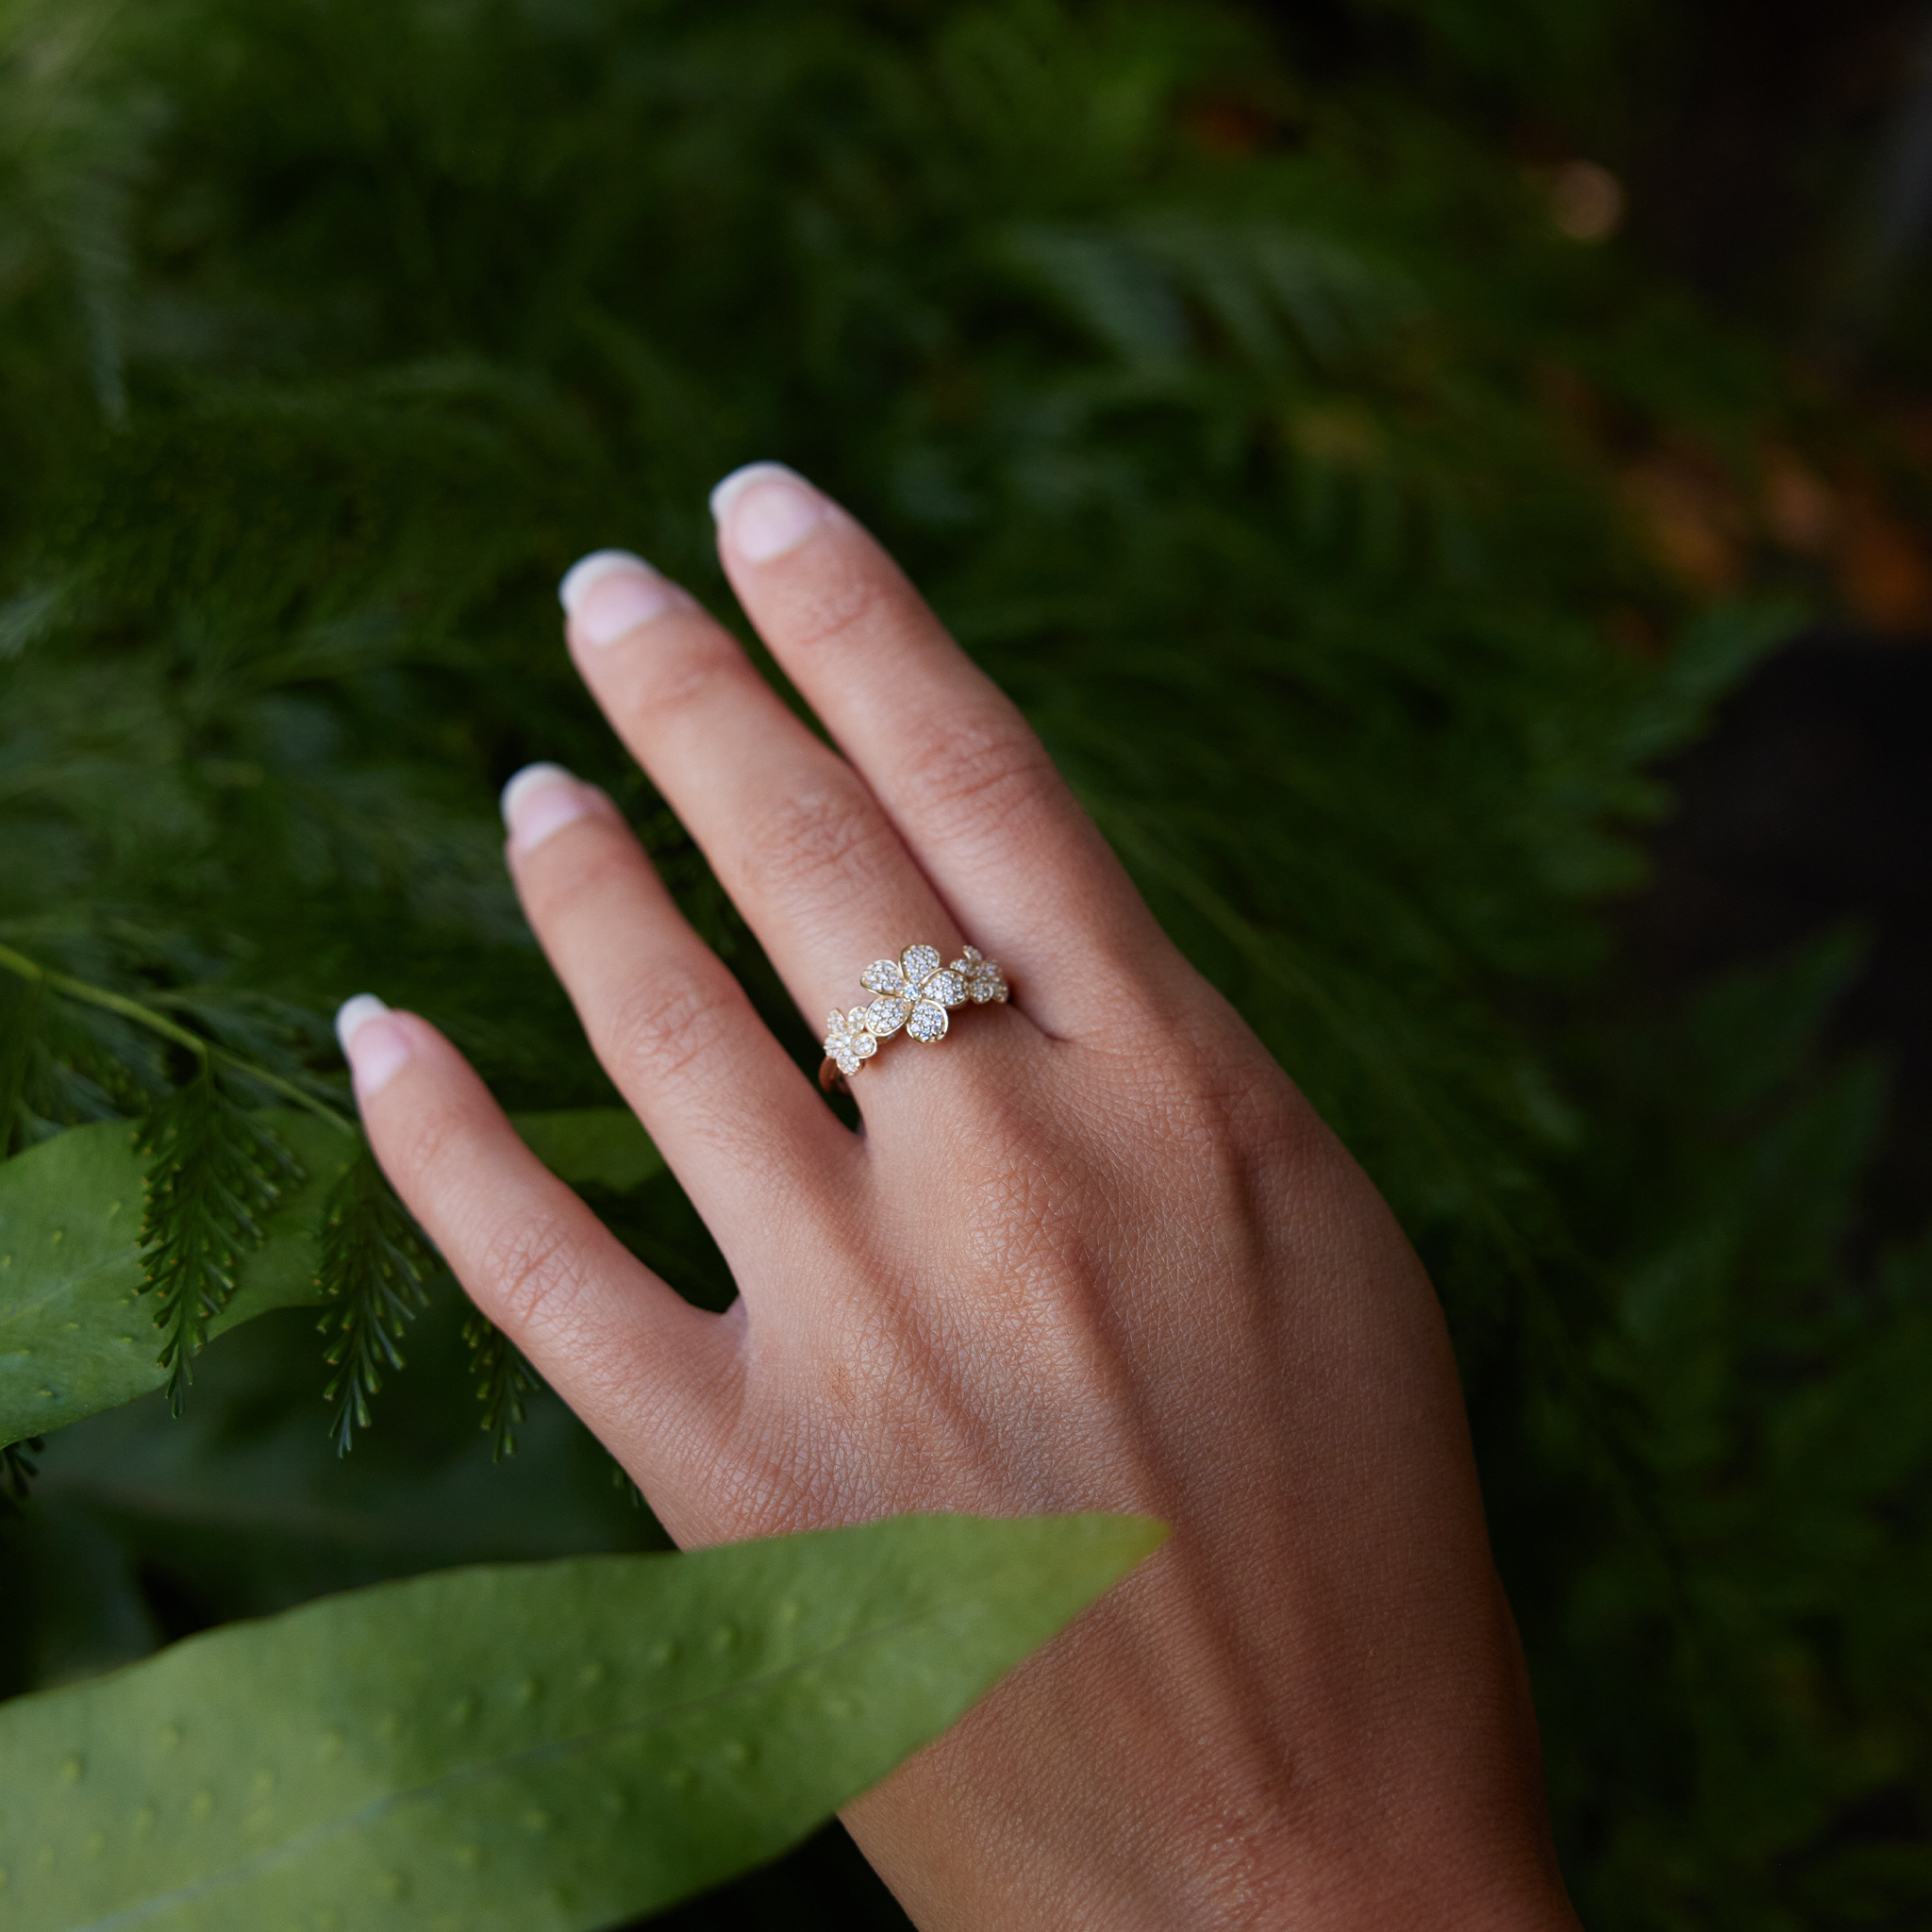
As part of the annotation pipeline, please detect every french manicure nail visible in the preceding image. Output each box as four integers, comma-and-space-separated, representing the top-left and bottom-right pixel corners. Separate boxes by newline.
335, 994, 410, 1098
500, 761, 591, 853
558, 549, 679, 647
709, 462, 827, 564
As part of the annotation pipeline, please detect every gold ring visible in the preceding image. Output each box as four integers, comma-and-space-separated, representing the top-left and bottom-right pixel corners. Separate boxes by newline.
821, 943, 1008, 1092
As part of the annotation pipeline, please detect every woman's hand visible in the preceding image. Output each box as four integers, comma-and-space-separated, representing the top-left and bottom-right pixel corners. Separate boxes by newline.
338, 463, 1578, 1930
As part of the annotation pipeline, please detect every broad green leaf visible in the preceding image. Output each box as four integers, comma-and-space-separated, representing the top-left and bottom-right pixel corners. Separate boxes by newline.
0, 1511, 1166, 1930
0, 1112, 356, 1446
0, 1108, 659, 1445
510, 1108, 663, 1193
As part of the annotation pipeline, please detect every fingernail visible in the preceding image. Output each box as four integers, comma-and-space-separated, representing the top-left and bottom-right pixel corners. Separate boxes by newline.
500, 761, 591, 853
335, 995, 410, 1099
709, 462, 827, 564
558, 549, 679, 647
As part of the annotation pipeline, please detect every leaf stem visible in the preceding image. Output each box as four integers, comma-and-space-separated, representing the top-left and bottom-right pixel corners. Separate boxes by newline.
0, 941, 356, 1137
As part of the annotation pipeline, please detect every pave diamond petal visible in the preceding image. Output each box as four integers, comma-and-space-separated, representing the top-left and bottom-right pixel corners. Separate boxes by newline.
824, 1006, 887, 1078
861, 958, 907, 995
906, 1000, 949, 1042
864, 995, 910, 1037
945, 951, 1008, 1004
900, 943, 942, 985
968, 963, 1008, 1003
923, 968, 967, 1008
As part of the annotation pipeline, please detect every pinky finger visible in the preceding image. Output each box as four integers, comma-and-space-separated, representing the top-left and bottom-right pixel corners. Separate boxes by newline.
336, 997, 735, 1512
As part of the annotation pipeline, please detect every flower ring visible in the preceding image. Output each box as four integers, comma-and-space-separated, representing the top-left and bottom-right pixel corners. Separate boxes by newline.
820, 942, 1008, 1091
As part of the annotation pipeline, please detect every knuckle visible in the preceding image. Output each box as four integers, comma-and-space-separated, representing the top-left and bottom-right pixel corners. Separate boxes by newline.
891, 706, 1056, 850
379, 1105, 603, 1342
941, 1088, 1060, 1234
381, 1091, 472, 1196
475, 1213, 591, 1338
777, 563, 898, 661
601, 965, 741, 1096
519, 823, 642, 921
629, 621, 752, 724
738, 778, 903, 907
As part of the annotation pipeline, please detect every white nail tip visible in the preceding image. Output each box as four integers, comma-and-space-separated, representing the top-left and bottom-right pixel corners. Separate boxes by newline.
334, 993, 391, 1057
708, 461, 810, 524
558, 549, 656, 615
499, 761, 578, 829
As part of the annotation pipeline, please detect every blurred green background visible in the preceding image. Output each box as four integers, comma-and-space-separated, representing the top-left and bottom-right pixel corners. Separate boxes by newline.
2, 2, 1929, 1925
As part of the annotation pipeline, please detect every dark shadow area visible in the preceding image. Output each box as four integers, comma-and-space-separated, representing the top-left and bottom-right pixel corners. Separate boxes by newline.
1621, 0, 1930, 324
631, 1820, 915, 1932
1622, 629, 1932, 1242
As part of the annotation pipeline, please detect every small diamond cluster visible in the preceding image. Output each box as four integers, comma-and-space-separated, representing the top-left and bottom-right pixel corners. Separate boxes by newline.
823, 942, 1008, 1078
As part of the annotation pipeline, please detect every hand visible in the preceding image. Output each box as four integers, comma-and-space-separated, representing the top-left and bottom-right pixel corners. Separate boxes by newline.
339, 463, 1579, 1930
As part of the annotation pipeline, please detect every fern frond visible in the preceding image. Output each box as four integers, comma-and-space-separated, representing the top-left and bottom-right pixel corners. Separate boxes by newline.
0, 946, 356, 1138
315, 1146, 439, 1456
462, 1311, 538, 1463
135, 1068, 300, 1415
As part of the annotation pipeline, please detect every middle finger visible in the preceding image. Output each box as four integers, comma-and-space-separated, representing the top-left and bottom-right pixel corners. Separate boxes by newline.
556, 551, 982, 1060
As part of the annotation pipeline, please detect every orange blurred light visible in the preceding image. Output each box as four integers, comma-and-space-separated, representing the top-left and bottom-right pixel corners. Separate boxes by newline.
1550, 161, 1625, 242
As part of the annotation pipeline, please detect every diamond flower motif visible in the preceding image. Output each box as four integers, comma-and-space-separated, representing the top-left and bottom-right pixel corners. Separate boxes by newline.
947, 944, 1008, 1005
823, 1008, 880, 1079
822, 941, 1009, 1082
858, 942, 969, 1046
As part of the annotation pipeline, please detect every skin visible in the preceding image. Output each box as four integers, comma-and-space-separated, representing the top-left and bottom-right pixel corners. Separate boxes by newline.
341, 463, 1582, 1930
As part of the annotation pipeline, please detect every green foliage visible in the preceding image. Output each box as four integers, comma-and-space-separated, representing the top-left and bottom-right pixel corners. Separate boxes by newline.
134, 1070, 302, 1413
0, 1110, 356, 1443
1355, 0, 1656, 117
0, 1108, 652, 1447
511, 1108, 665, 1196
0, 0, 1923, 1924
1502, 932, 1932, 1927
316, 1144, 439, 1455
463, 1311, 540, 1465
0, 1511, 1162, 1931
0, 1297, 664, 1703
